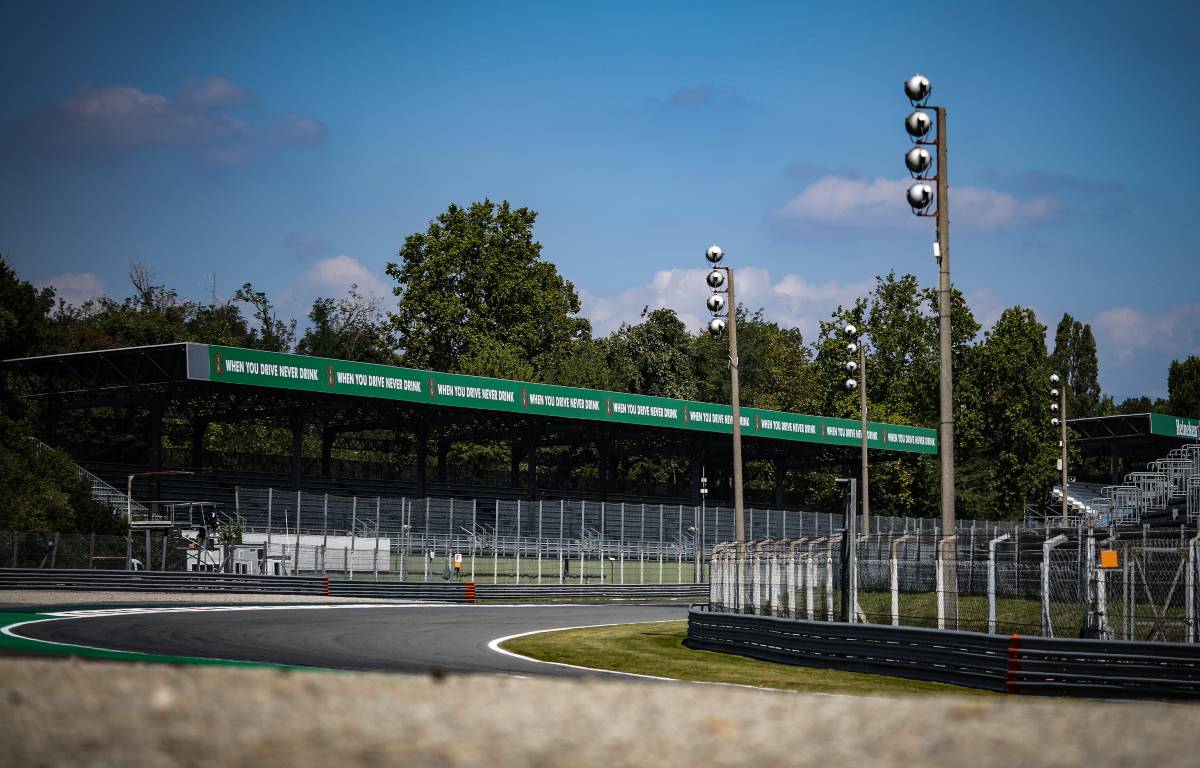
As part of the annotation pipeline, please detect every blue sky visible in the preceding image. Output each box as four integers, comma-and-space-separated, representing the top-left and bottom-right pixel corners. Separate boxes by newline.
1, 0, 1196, 400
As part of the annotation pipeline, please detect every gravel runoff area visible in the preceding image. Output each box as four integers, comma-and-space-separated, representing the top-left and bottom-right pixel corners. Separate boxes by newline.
0, 590, 398, 608
3, 658, 1198, 768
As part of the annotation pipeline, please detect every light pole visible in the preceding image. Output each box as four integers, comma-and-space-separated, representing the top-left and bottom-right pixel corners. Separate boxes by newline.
705, 245, 745, 542
842, 324, 870, 533
696, 467, 707, 582
1050, 373, 1069, 525
904, 73, 957, 623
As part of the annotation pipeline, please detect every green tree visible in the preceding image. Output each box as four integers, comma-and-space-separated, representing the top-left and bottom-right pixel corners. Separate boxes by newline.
1049, 313, 1102, 418
605, 307, 697, 399
233, 282, 295, 352
0, 255, 57, 360
295, 286, 395, 364
693, 306, 817, 413
385, 200, 590, 374
0, 412, 117, 533
1167, 356, 1200, 417
964, 307, 1058, 519
536, 337, 612, 390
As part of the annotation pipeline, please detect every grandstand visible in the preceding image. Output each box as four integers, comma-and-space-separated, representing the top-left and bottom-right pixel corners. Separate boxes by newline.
4, 342, 937, 511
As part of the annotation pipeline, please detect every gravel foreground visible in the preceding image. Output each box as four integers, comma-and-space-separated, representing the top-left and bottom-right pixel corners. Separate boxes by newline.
2, 658, 1197, 768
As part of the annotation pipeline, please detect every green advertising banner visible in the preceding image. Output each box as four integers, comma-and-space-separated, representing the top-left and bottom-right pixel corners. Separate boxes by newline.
1150, 413, 1200, 440
200, 345, 937, 454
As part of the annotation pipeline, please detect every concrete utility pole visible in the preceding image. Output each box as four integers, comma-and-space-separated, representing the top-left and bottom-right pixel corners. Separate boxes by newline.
1051, 373, 1069, 524
904, 74, 957, 624
842, 325, 870, 533
704, 245, 745, 542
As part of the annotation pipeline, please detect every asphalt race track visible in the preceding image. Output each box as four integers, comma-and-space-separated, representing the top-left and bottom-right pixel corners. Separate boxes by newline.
11, 602, 689, 676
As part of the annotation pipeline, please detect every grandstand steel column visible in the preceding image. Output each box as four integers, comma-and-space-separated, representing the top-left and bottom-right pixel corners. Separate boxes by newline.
904, 73, 957, 624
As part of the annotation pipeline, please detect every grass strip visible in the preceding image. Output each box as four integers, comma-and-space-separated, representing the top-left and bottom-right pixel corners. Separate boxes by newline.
503, 620, 989, 696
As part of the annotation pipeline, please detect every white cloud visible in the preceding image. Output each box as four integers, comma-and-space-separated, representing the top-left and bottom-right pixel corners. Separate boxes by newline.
1093, 304, 1200, 364
5, 77, 325, 163
580, 266, 869, 342
35, 272, 106, 307
176, 75, 251, 110
966, 287, 1004, 332
296, 255, 390, 301
273, 254, 390, 325
776, 174, 1063, 233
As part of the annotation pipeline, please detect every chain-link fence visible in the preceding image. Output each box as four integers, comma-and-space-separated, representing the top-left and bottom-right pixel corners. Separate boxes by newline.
709, 526, 1200, 641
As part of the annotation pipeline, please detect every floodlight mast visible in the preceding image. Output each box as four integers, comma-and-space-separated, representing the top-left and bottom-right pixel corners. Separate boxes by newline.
843, 325, 869, 533
704, 244, 745, 542
904, 72, 957, 625
1051, 374, 1069, 525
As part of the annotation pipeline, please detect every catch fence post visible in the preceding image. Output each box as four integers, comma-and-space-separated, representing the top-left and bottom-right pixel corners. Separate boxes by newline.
88, 532, 96, 569
516, 499, 522, 585
471, 499, 477, 583
640, 503, 646, 585
824, 539, 835, 621
580, 501, 585, 585
658, 504, 664, 585
494, 500, 500, 585
349, 496, 357, 581
987, 533, 1010, 634
538, 500, 543, 585
373, 497, 381, 582
620, 502, 625, 585
558, 500, 564, 585
1041, 534, 1068, 637
266, 488, 274, 575
890, 534, 913, 627
678, 504, 684, 584
598, 501, 604, 583
1186, 533, 1199, 642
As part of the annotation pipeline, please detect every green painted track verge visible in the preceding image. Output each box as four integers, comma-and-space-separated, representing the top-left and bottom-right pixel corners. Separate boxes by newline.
0, 610, 309, 670
503, 620, 990, 696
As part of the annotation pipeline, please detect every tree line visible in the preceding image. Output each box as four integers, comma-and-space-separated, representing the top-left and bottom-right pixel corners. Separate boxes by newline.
2, 198, 1198, 530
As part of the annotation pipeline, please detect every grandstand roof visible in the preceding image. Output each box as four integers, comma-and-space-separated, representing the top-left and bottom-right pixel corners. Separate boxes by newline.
3, 343, 938, 455
1068, 412, 1199, 457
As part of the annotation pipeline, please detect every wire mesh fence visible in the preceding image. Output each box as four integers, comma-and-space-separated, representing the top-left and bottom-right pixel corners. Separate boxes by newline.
708, 525, 1200, 641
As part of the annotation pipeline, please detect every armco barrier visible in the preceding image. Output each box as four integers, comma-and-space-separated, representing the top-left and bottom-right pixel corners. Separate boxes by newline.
685, 606, 1200, 699
0, 568, 327, 596
0, 569, 706, 602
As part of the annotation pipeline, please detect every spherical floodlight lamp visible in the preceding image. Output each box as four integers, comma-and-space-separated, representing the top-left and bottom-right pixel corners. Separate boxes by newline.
905, 147, 932, 176
845, 360, 858, 374
905, 110, 932, 138
1051, 403, 1059, 413
1050, 388, 1059, 398
904, 74, 932, 104
706, 270, 725, 289
1051, 417, 1060, 428
843, 323, 858, 338
1050, 373, 1061, 385
845, 378, 858, 392
708, 317, 727, 336
907, 183, 934, 209
706, 293, 725, 313
846, 342, 858, 355
705, 244, 725, 264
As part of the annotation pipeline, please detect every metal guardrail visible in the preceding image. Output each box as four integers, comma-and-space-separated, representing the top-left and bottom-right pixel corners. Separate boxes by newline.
0, 569, 706, 602
328, 581, 706, 601
0, 568, 327, 595
685, 606, 1200, 699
